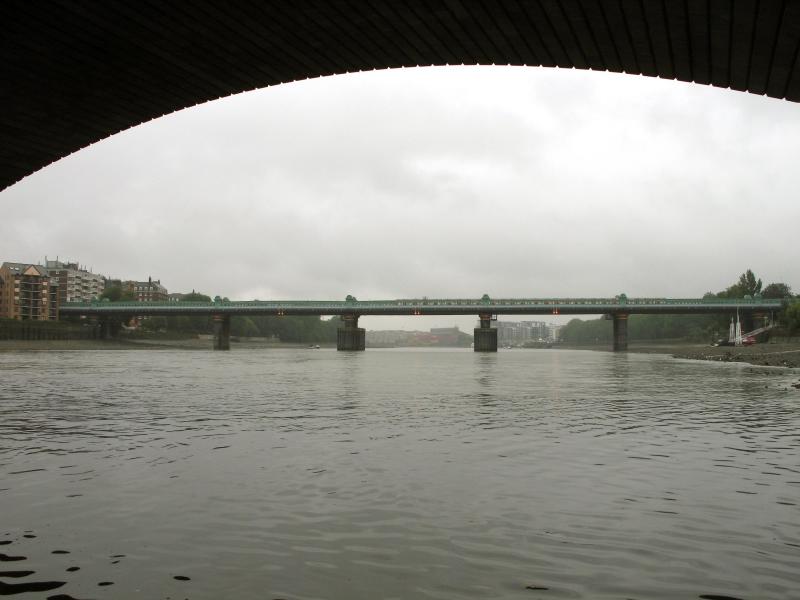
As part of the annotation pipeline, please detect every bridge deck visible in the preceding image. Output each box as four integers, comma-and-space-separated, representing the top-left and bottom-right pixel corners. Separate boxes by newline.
5, 3, 800, 190
60, 297, 785, 317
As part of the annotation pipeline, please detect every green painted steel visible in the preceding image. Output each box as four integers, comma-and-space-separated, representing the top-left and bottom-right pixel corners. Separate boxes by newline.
60, 295, 787, 317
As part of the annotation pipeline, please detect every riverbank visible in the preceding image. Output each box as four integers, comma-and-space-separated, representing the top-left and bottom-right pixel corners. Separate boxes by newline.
558, 340, 800, 368
0, 338, 179, 351
0, 338, 335, 352
669, 343, 800, 368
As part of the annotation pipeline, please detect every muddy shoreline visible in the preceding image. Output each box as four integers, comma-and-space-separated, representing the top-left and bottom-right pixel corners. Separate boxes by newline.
0, 338, 331, 352
558, 341, 800, 369
670, 344, 800, 369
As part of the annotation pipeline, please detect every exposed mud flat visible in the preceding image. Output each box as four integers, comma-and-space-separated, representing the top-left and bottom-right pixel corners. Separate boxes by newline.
0, 339, 149, 352
558, 341, 800, 369
0, 337, 327, 352
669, 343, 800, 369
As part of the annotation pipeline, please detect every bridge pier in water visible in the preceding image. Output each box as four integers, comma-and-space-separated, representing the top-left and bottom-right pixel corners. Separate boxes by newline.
213, 314, 231, 350
337, 314, 365, 351
94, 316, 110, 340
474, 313, 497, 352
612, 313, 628, 352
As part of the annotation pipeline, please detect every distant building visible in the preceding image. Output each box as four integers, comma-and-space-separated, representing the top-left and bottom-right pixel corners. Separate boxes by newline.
547, 323, 563, 342
407, 331, 438, 346
168, 293, 186, 302
480, 320, 551, 344
366, 329, 410, 346
521, 320, 549, 341
124, 277, 168, 302
0, 262, 59, 321
367, 327, 470, 347
44, 259, 104, 304
365, 330, 439, 347
429, 326, 463, 346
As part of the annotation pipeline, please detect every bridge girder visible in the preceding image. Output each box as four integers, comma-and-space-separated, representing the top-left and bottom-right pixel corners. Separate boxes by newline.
58, 297, 785, 318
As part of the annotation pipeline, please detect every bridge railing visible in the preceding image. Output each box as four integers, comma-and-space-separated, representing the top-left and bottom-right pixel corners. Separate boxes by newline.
391, 297, 784, 307
62, 296, 786, 311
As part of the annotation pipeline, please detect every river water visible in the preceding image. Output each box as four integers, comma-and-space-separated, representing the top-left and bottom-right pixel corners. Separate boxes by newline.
1, 348, 799, 600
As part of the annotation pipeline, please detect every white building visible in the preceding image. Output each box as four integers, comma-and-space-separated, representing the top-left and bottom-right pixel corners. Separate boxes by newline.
477, 319, 556, 344
547, 323, 563, 342
44, 259, 105, 304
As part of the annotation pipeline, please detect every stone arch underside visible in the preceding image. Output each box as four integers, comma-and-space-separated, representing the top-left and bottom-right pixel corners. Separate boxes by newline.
3, 0, 800, 191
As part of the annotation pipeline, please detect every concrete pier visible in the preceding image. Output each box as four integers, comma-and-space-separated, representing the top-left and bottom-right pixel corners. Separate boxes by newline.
612, 313, 628, 352
337, 314, 365, 351
743, 311, 771, 335
473, 313, 497, 352
747, 311, 770, 341
96, 316, 121, 340
213, 314, 231, 350
751, 312, 766, 328
91, 316, 108, 340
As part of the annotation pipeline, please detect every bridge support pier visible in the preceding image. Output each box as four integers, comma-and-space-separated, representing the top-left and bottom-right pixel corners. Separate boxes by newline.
747, 311, 769, 341
95, 316, 121, 340
213, 314, 231, 350
474, 313, 497, 352
744, 311, 770, 335
88, 316, 101, 339
337, 314, 365, 351
612, 313, 628, 352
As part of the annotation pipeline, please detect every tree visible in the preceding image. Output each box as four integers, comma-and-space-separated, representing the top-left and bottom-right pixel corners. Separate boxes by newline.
231, 316, 260, 337
560, 314, 719, 343
560, 318, 611, 343
785, 301, 800, 334
717, 269, 763, 299
100, 284, 134, 302
181, 292, 212, 303
762, 282, 792, 299
739, 269, 763, 296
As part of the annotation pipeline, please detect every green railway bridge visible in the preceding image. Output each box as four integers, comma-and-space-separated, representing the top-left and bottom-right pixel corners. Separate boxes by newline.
60, 294, 786, 352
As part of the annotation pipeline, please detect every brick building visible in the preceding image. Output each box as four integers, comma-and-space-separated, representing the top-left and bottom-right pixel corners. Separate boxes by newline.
124, 277, 168, 302
0, 262, 59, 320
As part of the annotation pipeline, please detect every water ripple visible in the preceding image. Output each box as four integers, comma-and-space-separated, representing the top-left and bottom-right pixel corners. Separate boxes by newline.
1, 348, 799, 599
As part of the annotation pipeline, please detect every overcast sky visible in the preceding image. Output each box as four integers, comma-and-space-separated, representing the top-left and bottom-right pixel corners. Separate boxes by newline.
2, 66, 798, 331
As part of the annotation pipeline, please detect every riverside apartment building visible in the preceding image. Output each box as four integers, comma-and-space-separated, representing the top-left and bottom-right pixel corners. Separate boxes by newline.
0, 262, 59, 320
44, 259, 104, 304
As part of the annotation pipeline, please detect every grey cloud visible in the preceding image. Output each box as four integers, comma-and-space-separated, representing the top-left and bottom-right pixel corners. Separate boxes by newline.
2, 66, 798, 332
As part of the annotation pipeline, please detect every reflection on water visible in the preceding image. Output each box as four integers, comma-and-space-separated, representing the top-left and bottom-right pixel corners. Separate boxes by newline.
1, 348, 799, 599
